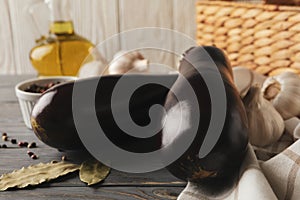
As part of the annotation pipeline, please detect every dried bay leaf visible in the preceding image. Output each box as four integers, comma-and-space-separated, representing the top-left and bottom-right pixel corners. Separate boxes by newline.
0, 161, 80, 191
79, 159, 110, 186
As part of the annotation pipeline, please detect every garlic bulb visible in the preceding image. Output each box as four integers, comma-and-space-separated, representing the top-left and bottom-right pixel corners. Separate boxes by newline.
262, 72, 300, 120
243, 85, 285, 147
108, 51, 149, 74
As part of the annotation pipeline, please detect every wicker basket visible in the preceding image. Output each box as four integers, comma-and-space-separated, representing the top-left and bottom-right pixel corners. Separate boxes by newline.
265, 0, 300, 6
196, 1, 300, 76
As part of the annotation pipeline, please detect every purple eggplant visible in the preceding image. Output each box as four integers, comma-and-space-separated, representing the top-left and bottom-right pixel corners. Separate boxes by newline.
162, 46, 248, 182
31, 74, 178, 151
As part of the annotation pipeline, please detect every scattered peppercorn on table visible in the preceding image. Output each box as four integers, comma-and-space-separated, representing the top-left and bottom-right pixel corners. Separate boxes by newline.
0, 75, 185, 200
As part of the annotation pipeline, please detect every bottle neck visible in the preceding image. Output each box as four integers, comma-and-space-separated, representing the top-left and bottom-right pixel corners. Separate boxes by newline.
49, 21, 74, 35
47, 0, 74, 34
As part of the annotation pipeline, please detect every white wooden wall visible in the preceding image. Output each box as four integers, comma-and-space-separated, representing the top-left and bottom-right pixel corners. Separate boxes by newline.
0, 0, 197, 74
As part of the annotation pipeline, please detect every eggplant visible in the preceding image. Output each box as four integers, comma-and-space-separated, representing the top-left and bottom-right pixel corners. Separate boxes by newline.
31, 74, 178, 151
162, 46, 248, 183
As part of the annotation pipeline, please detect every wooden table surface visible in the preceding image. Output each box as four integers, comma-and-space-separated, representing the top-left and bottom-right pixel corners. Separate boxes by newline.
0, 75, 186, 200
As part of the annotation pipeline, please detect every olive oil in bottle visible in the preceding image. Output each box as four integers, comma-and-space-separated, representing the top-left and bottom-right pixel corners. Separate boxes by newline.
29, 0, 95, 76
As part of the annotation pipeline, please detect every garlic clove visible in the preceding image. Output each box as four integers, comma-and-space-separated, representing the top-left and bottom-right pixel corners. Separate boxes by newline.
294, 122, 300, 140
284, 117, 300, 137
284, 117, 300, 141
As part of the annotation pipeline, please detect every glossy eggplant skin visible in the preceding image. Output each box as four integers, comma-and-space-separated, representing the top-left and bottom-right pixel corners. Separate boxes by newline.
163, 46, 248, 182
31, 74, 178, 151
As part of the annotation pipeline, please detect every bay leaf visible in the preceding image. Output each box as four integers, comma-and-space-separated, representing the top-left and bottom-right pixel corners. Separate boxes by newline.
0, 161, 80, 191
79, 159, 110, 186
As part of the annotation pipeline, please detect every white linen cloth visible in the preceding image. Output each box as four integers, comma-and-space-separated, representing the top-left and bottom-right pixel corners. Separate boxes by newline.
178, 137, 300, 200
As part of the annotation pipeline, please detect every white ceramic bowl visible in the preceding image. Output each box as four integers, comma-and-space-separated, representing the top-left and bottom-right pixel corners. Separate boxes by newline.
15, 77, 77, 129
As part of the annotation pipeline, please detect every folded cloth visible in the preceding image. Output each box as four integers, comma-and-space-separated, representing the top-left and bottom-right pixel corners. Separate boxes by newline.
178, 145, 277, 200
261, 140, 300, 200
254, 133, 294, 161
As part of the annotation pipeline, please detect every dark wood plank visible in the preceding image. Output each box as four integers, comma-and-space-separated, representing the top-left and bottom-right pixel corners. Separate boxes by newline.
0, 186, 183, 200
0, 75, 33, 103
0, 145, 185, 187
0, 75, 185, 200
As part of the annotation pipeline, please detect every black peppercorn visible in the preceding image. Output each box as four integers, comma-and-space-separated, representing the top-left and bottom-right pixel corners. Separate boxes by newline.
31, 154, 38, 160
27, 142, 36, 148
27, 151, 34, 157
25, 82, 61, 93
18, 142, 24, 147
18, 141, 29, 147
11, 139, 17, 144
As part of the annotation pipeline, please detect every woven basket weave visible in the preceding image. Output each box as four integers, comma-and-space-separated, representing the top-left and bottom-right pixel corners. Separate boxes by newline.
196, 1, 300, 76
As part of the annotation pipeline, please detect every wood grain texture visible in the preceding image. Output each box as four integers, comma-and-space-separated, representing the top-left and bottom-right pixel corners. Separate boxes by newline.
173, 0, 197, 69
7, 0, 38, 75
1, 0, 198, 74
0, 75, 185, 199
0, 0, 16, 74
0, 187, 182, 200
118, 0, 176, 70
72, 0, 120, 61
